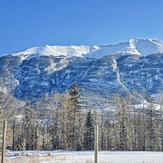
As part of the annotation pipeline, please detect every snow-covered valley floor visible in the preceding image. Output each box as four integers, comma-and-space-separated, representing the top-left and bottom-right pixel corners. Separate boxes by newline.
4, 150, 163, 163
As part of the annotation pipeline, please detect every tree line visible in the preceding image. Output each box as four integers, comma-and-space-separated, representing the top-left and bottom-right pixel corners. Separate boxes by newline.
1, 84, 163, 151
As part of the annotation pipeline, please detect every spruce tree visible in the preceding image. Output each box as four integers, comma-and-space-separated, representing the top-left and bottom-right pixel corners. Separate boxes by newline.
84, 110, 94, 150
69, 83, 83, 150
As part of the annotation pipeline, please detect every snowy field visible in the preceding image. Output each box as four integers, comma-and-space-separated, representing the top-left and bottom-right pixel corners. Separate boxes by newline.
3, 150, 163, 163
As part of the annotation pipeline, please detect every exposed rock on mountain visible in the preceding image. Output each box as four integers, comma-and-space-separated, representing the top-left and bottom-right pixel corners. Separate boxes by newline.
1, 39, 163, 100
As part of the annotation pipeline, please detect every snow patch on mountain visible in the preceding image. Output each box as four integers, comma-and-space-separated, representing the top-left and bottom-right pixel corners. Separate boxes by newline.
112, 57, 129, 92
45, 57, 69, 73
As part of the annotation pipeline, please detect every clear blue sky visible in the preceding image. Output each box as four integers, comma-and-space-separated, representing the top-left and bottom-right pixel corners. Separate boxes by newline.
0, 0, 163, 55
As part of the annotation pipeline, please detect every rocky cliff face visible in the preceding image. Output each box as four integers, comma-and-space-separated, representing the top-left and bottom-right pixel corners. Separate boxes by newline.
1, 39, 163, 100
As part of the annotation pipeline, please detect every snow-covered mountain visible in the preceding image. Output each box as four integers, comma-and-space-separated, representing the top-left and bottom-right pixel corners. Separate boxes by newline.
1, 38, 163, 100
10, 38, 163, 60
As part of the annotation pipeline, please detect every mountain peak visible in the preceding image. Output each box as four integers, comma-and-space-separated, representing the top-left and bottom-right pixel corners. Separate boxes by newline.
129, 38, 163, 56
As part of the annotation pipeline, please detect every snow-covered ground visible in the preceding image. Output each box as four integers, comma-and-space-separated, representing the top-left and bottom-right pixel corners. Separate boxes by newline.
4, 150, 163, 163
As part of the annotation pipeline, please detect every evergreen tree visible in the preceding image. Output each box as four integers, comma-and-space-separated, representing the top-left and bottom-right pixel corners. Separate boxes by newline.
84, 110, 94, 150
69, 83, 83, 150
69, 83, 82, 112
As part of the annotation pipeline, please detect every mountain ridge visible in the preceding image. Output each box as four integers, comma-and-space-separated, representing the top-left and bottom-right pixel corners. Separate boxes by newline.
4, 38, 163, 61
0, 38, 163, 101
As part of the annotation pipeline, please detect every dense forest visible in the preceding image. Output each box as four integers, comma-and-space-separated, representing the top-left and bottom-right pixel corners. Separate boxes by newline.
1, 84, 163, 152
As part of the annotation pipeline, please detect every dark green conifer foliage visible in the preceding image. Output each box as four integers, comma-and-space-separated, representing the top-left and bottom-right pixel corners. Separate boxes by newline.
69, 83, 83, 150
69, 83, 82, 112
84, 111, 94, 150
